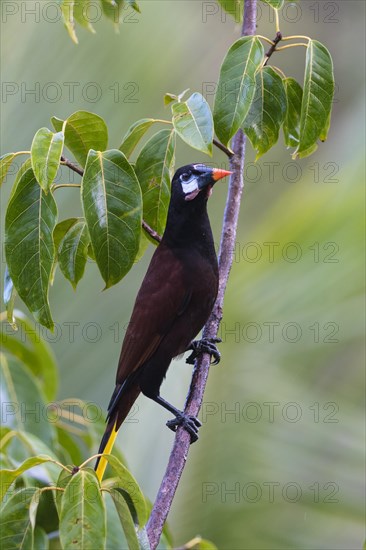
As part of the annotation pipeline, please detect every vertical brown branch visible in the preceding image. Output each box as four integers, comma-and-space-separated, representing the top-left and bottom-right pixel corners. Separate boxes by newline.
146, 1, 257, 547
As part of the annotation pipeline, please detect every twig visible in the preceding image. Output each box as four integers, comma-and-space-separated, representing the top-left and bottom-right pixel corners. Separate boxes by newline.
142, 220, 162, 243
61, 155, 162, 244
61, 155, 84, 177
213, 138, 234, 158
145, 0, 256, 547
263, 31, 282, 66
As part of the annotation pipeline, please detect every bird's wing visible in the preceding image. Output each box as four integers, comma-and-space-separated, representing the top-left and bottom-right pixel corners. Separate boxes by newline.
115, 243, 191, 385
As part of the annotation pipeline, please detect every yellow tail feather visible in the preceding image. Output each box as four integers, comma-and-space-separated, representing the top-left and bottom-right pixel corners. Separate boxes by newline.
95, 421, 118, 481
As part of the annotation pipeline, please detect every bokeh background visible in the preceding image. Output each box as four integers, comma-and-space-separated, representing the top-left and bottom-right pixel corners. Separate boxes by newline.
1, 1, 365, 548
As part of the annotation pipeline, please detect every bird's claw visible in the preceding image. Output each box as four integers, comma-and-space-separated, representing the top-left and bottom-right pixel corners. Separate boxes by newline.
166, 413, 202, 443
186, 337, 222, 365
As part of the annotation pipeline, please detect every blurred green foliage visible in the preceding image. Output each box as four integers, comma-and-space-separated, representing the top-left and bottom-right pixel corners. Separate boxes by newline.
1, 1, 364, 549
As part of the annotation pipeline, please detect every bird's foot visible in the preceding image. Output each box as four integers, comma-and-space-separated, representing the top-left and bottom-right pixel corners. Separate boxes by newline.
186, 337, 221, 365
166, 413, 202, 443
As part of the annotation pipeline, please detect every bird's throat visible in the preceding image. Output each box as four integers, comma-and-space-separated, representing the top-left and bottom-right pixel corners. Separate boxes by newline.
163, 199, 215, 255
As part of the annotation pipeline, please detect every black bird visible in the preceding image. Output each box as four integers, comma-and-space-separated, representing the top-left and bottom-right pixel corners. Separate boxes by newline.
95, 163, 231, 480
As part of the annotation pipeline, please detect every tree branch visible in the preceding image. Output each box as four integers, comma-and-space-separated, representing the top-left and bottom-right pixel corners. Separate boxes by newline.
213, 138, 234, 158
146, 1, 257, 547
263, 31, 282, 66
61, 156, 162, 244
61, 155, 84, 177
142, 220, 162, 243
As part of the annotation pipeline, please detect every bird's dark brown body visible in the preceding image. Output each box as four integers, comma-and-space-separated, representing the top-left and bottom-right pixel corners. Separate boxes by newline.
95, 164, 231, 479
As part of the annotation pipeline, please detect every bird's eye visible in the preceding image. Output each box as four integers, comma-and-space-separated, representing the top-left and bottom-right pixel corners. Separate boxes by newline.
180, 173, 191, 183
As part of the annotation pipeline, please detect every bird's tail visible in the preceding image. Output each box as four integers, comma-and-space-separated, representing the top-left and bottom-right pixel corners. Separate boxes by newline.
95, 416, 119, 481
95, 384, 140, 481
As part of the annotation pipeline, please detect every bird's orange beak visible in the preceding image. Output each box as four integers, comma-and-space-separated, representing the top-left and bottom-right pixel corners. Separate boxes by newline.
212, 168, 233, 181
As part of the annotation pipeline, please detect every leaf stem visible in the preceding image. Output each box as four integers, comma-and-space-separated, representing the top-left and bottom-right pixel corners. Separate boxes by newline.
55, 408, 91, 425
146, 0, 256, 546
48, 460, 73, 474
256, 35, 275, 46
275, 9, 280, 33
12, 151, 31, 158
0, 430, 17, 450
78, 453, 103, 470
52, 183, 81, 191
275, 43, 308, 51
56, 420, 87, 436
281, 34, 310, 42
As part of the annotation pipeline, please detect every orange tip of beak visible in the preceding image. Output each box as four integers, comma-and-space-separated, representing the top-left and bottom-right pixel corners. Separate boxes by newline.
212, 168, 233, 181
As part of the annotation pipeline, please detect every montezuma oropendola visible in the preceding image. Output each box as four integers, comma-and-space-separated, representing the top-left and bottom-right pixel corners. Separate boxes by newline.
95, 163, 231, 480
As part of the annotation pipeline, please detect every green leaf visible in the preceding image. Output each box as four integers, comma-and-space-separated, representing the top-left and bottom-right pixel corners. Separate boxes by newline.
119, 118, 160, 158
51, 399, 121, 462
5, 168, 57, 329
82, 149, 142, 288
1, 430, 60, 485
217, 0, 243, 21
135, 228, 150, 262
100, 0, 124, 23
74, 0, 96, 32
103, 491, 130, 550
164, 93, 178, 106
50, 116, 63, 132
3, 266, 16, 329
54, 468, 73, 518
0, 487, 38, 550
126, 0, 140, 12
0, 354, 56, 448
283, 77, 303, 148
0, 455, 57, 502
135, 129, 175, 237
60, 0, 78, 44
51, 111, 108, 167
181, 537, 218, 550
58, 219, 90, 289
59, 469, 106, 550
0, 153, 15, 186
260, 0, 285, 9
320, 110, 332, 142
213, 36, 264, 146
0, 310, 58, 401
294, 39, 335, 158
56, 427, 83, 466
34, 527, 49, 550
109, 489, 140, 550
172, 92, 213, 155
100, 455, 147, 527
54, 219, 79, 252
243, 66, 287, 160
51, 217, 79, 283
31, 128, 64, 192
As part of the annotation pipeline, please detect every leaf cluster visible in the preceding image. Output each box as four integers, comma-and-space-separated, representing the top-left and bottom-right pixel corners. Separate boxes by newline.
59, 0, 141, 44
0, 312, 216, 550
213, 36, 334, 159
2, 24, 334, 330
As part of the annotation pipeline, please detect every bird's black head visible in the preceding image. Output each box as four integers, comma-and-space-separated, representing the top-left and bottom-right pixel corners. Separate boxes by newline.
171, 164, 232, 203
